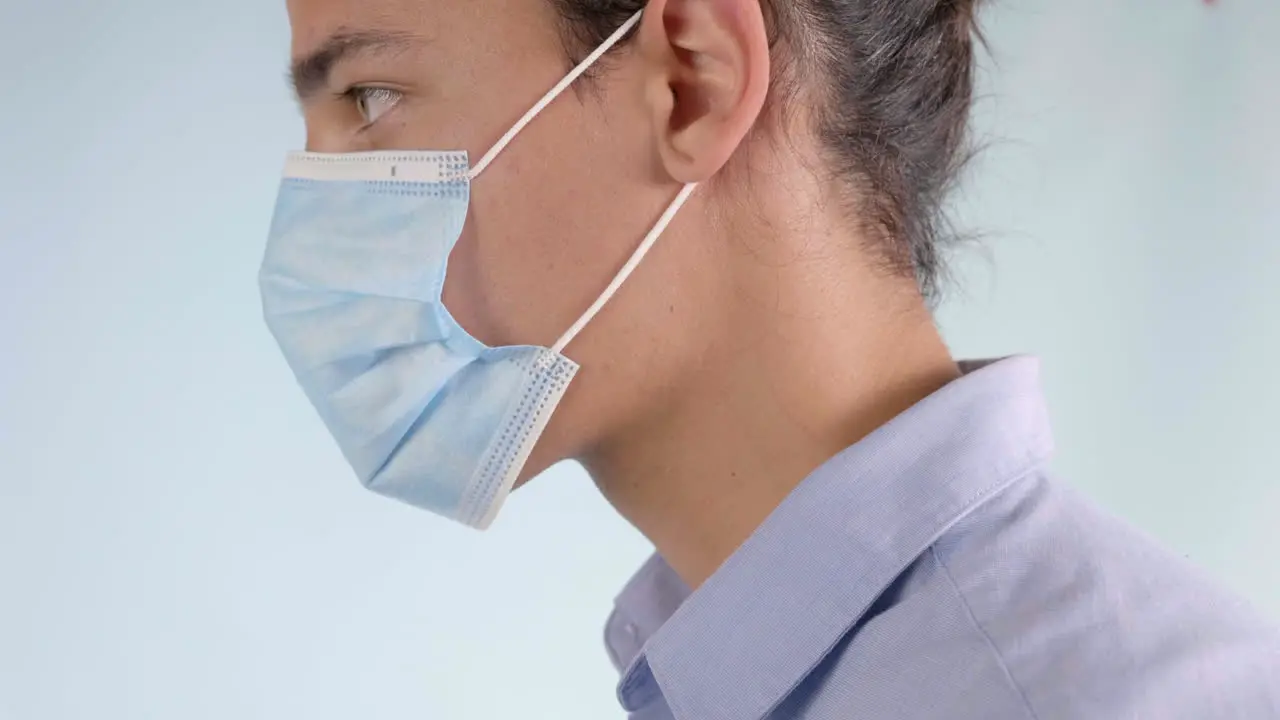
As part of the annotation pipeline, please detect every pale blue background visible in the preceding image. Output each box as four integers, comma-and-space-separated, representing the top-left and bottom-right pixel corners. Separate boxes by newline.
0, 1, 1276, 718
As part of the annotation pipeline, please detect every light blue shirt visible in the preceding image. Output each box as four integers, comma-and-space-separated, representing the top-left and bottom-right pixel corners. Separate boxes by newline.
604, 358, 1280, 719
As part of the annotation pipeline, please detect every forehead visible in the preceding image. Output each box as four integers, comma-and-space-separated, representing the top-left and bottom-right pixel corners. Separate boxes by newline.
286, 0, 553, 58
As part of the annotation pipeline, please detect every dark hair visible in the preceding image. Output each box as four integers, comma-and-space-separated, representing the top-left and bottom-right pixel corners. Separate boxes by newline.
550, 0, 984, 301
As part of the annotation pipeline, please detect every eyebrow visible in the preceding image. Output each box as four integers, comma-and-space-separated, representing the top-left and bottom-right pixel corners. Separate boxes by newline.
288, 29, 422, 102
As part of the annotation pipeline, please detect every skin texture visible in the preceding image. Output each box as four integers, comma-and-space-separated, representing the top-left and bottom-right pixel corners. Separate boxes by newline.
287, 0, 959, 587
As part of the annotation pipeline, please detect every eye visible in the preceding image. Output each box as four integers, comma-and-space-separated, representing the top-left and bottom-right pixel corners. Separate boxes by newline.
349, 86, 403, 125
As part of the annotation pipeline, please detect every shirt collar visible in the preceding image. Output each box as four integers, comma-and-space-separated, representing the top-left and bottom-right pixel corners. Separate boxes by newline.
612, 356, 1055, 720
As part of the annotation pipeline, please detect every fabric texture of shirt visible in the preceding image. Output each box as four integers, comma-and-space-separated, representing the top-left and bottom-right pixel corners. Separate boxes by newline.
603, 357, 1280, 719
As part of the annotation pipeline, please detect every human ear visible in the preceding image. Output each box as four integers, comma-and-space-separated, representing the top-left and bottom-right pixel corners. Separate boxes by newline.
635, 0, 771, 183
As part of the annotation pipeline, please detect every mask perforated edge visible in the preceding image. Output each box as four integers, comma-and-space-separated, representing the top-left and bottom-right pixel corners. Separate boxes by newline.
458, 351, 581, 529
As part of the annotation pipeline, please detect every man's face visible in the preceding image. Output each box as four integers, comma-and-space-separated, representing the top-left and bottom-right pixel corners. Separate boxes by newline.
284, 0, 714, 480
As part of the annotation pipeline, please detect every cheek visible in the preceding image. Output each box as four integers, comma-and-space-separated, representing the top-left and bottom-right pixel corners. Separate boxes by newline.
441, 110, 638, 350
439, 87, 702, 464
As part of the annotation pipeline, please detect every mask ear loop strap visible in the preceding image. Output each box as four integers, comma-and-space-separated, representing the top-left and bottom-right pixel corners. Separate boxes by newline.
463, 8, 694, 355
468, 11, 644, 180
552, 182, 698, 355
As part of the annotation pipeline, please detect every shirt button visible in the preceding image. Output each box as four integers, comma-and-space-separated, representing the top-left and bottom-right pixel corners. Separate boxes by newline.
624, 622, 639, 639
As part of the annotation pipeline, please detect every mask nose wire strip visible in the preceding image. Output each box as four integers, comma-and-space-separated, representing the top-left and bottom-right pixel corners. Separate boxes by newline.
467, 11, 643, 180
551, 182, 698, 355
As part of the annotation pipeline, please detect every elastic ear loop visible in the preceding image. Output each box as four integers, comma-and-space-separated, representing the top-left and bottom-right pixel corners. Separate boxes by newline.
468, 11, 643, 180
465, 9, 700, 356
551, 183, 696, 354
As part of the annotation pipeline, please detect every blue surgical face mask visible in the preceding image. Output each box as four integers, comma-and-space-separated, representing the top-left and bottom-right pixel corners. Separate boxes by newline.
260, 12, 696, 529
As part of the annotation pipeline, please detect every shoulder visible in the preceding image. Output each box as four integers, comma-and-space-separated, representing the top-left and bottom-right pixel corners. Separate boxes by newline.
789, 472, 1280, 720
927, 471, 1280, 719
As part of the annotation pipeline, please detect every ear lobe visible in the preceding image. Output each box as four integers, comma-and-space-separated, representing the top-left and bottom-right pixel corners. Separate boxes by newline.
638, 0, 770, 184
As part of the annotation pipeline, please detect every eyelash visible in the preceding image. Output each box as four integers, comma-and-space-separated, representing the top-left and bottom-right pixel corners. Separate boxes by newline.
343, 86, 403, 126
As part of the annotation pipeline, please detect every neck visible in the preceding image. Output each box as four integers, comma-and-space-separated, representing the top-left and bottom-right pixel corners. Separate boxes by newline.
583, 219, 958, 588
